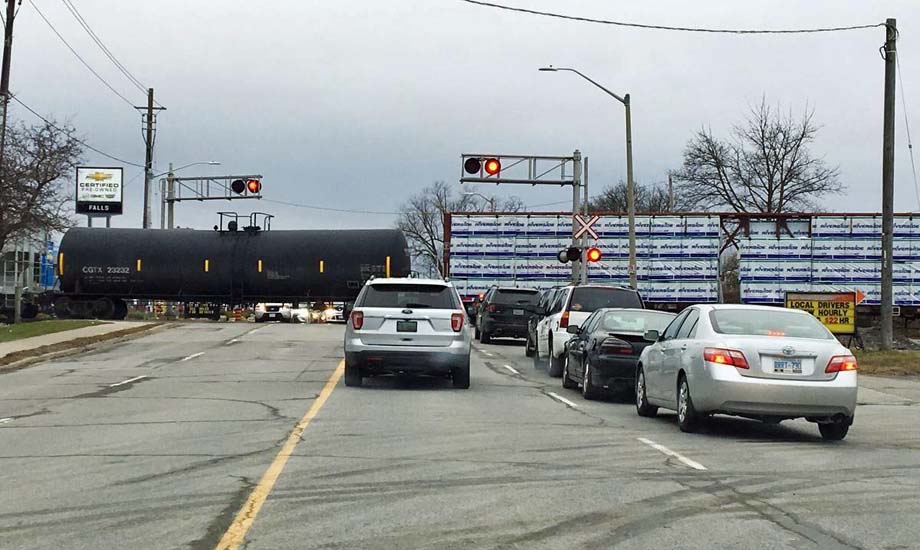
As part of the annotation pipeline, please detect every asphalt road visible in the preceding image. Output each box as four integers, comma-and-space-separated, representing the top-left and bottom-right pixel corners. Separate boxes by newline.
1, 323, 919, 549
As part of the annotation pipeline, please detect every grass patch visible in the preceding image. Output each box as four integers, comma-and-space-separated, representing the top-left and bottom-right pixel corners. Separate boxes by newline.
854, 350, 920, 376
0, 320, 106, 344
0, 323, 164, 369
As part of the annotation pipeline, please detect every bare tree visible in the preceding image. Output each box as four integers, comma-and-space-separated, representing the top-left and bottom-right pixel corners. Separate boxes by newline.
0, 118, 82, 252
589, 180, 689, 213
396, 182, 517, 276
674, 99, 841, 213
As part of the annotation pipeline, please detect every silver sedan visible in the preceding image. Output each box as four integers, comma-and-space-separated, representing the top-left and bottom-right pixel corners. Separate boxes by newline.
635, 304, 857, 440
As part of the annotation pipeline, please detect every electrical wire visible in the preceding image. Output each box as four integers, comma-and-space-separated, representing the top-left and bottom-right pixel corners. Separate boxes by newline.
27, 0, 136, 108
263, 197, 574, 215
59, 0, 163, 107
10, 94, 145, 167
896, 52, 920, 211
458, 0, 884, 34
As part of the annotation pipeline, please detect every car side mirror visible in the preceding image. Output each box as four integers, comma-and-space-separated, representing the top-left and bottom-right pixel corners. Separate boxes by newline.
566, 325, 581, 334
644, 329, 660, 342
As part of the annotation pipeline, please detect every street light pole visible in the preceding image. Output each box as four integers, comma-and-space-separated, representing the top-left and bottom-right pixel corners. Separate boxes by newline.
540, 66, 637, 289
462, 190, 496, 212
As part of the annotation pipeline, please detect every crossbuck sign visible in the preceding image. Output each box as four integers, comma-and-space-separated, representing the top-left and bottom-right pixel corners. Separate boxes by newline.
573, 214, 600, 239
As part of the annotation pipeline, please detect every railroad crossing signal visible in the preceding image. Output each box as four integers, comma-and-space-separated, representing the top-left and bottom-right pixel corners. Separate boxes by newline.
585, 247, 602, 262
463, 157, 501, 177
231, 178, 262, 195
574, 214, 600, 240
558, 246, 602, 263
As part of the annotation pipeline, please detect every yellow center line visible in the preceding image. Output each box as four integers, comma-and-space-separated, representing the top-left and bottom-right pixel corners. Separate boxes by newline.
216, 360, 345, 550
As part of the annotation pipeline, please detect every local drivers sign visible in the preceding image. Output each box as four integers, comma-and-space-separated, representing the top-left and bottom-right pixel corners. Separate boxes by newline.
76, 167, 123, 215
784, 291, 856, 335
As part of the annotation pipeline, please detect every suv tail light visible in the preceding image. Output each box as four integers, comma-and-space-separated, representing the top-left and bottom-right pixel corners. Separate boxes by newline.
600, 337, 633, 355
704, 347, 749, 369
560, 310, 570, 328
826, 355, 857, 373
451, 313, 464, 332
350, 310, 364, 330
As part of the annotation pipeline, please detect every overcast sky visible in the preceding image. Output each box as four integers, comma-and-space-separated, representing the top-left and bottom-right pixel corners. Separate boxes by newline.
10, 0, 920, 230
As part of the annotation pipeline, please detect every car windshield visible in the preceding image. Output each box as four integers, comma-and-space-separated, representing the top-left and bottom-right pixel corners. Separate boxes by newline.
601, 310, 675, 333
709, 309, 834, 339
569, 287, 643, 313
359, 284, 458, 309
493, 289, 540, 304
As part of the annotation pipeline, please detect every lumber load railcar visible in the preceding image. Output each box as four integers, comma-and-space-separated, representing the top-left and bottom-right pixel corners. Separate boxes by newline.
55, 227, 410, 319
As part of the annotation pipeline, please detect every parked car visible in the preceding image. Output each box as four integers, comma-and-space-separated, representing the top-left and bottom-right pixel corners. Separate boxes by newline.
525, 288, 562, 357
563, 308, 676, 399
474, 287, 541, 343
636, 304, 858, 440
535, 285, 644, 377
254, 303, 292, 322
344, 277, 471, 388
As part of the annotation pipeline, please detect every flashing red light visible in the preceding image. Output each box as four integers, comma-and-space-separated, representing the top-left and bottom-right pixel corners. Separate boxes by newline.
484, 158, 501, 175
586, 247, 602, 262
246, 179, 262, 194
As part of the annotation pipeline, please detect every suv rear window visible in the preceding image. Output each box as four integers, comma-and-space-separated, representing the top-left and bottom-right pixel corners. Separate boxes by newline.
358, 284, 459, 309
709, 309, 833, 339
492, 289, 540, 305
568, 287, 643, 313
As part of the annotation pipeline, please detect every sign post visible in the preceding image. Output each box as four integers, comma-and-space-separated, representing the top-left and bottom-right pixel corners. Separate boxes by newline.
76, 167, 124, 227
784, 291, 857, 335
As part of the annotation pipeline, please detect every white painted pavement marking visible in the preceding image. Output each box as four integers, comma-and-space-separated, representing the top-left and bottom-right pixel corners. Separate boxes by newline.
109, 375, 149, 388
227, 338, 241, 345
546, 391, 579, 408
503, 364, 520, 375
637, 437, 707, 471
180, 352, 205, 362
0, 417, 13, 424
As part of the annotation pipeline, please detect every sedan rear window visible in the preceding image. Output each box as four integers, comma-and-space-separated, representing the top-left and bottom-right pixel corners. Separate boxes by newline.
601, 311, 675, 333
709, 309, 834, 339
492, 289, 540, 305
568, 287, 643, 313
359, 284, 459, 309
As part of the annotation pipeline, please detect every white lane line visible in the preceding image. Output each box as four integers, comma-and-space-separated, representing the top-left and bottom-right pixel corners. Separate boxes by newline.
503, 364, 520, 375
180, 352, 205, 362
637, 437, 707, 471
546, 391, 579, 408
227, 338, 240, 345
109, 375, 148, 388
0, 417, 13, 424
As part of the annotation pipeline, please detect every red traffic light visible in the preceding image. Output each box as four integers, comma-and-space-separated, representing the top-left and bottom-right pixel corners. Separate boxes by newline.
484, 158, 501, 175
586, 247, 602, 262
246, 179, 262, 194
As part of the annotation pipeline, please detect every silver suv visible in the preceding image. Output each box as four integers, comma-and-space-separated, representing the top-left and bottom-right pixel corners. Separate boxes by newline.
344, 278, 471, 388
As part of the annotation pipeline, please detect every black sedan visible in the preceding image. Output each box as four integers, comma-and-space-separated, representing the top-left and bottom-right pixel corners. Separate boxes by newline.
561, 308, 676, 400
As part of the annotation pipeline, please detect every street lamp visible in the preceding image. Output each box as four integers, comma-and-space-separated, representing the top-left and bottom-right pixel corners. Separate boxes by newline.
539, 65, 637, 290
462, 191, 497, 212
159, 161, 221, 229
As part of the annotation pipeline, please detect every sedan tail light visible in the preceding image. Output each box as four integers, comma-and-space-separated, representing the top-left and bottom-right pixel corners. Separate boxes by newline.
704, 347, 749, 369
826, 355, 857, 373
451, 312, 464, 332
560, 310, 570, 328
600, 337, 634, 355
350, 310, 364, 330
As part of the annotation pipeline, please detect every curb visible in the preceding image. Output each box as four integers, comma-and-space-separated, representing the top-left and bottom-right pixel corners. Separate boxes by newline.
0, 323, 171, 373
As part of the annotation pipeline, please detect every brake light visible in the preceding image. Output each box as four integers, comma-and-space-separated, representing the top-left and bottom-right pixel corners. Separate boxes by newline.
600, 337, 633, 355
487, 304, 497, 313
560, 310, 570, 328
350, 310, 364, 330
825, 355, 857, 373
704, 347, 749, 369
451, 313, 464, 332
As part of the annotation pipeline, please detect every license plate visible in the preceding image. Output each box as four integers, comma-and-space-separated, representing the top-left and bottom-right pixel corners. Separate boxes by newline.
773, 359, 803, 374
513, 309, 524, 316
396, 320, 418, 333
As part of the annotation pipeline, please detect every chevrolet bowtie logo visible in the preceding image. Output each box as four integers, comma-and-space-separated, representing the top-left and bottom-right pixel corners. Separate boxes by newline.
87, 171, 112, 181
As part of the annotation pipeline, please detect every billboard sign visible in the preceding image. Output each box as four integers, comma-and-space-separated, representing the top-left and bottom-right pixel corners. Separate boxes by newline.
76, 167, 123, 215
784, 291, 856, 334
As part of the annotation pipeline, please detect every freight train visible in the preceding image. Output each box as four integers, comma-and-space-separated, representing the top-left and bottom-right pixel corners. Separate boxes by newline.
54, 226, 411, 319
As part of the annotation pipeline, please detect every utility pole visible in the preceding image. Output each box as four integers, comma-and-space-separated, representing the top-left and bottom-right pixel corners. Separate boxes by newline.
880, 18, 897, 350
571, 150, 583, 285
581, 156, 590, 284
167, 162, 176, 228
142, 88, 154, 229
0, 0, 18, 174
668, 171, 675, 212
624, 94, 637, 290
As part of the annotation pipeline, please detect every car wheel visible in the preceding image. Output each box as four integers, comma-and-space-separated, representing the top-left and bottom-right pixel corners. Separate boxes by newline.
480, 329, 491, 344
344, 360, 363, 387
532, 342, 545, 369
452, 359, 471, 389
525, 332, 535, 357
676, 375, 700, 433
818, 417, 851, 441
582, 358, 600, 400
635, 367, 658, 418
548, 340, 564, 378
562, 354, 577, 389
474, 323, 481, 340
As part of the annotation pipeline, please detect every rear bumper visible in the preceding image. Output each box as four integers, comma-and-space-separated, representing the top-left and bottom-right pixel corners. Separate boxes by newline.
346, 349, 470, 374
482, 317, 528, 337
590, 355, 639, 390
691, 367, 858, 419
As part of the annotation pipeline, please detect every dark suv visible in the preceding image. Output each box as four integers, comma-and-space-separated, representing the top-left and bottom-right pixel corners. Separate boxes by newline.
475, 287, 541, 343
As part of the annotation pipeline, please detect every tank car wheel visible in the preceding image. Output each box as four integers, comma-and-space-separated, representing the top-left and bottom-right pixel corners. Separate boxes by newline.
54, 297, 73, 319
92, 298, 115, 319
113, 299, 128, 320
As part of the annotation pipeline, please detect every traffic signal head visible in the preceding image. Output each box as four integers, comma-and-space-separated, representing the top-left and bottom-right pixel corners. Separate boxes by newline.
231, 178, 262, 195
586, 247, 602, 262
231, 179, 246, 194
484, 158, 501, 176
464, 157, 482, 174
557, 246, 582, 263
246, 179, 261, 194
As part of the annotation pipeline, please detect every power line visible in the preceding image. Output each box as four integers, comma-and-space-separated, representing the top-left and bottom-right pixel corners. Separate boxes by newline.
10, 94, 145, 167
59, 0, 163, 107
27, 0, 136, 108
896, 53, 920, 211
262, 198, 574, 215
458, 0, 884, 34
